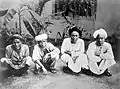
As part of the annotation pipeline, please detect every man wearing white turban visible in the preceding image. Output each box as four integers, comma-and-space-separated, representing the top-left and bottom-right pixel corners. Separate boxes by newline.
32, 34, 60, 74
86, 28, 116, 76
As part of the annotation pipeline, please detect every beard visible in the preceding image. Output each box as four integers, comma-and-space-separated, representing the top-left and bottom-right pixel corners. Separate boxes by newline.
12, 44, 21, 51
71, 38, 78, 44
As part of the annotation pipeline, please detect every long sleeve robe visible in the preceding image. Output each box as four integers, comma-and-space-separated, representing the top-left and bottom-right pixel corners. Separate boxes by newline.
61, 38, 88, 73
87, 41, 116, 75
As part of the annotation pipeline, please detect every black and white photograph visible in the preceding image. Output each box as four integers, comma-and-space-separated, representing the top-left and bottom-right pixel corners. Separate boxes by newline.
0, 0, 120, 89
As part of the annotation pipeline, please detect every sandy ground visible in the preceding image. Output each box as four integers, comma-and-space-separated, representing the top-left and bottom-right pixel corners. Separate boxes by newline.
0, 59, 120, 89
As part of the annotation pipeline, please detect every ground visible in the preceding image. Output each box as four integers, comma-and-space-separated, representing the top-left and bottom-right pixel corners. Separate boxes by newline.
0, 59, 120, 89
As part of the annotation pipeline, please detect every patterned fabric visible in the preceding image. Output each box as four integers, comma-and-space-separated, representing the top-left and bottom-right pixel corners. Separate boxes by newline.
4, 44, 32, 69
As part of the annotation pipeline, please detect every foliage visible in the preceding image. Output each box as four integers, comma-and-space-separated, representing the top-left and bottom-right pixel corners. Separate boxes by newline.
35, 0, 50, 16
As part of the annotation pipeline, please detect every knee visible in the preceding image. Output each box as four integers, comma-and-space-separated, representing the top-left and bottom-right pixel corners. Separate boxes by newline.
25, 56, 34, 66
61, 54, 66, 61
26, 56, 32, 60
51, 54, 59, 61
61, 54, 70, 59
81, 54, 88, 61
61, 54, 71, 63
1, 57, 7, 63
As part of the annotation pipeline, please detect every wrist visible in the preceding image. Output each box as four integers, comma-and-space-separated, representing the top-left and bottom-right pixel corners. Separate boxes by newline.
100, 53, 104, 59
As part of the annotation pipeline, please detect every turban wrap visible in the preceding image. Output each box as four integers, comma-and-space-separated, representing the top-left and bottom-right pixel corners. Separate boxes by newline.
93, 28, 107, 38
35, 34, 48, 41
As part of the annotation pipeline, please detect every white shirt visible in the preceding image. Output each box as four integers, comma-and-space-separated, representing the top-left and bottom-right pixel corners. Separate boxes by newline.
32, 42, 60, 61
61, 38, 85, 57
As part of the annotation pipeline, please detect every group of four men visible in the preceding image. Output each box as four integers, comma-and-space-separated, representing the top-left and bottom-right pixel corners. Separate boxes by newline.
1, 27, 116, 76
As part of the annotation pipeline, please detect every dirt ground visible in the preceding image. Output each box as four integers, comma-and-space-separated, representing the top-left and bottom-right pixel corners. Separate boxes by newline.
0, 59, 120, 89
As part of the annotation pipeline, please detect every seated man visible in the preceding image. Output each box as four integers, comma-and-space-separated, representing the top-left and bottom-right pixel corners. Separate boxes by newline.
86, 28, 116, 76
61, 26, 88, 73
32, 33, 60, 74
1, 34, 32, 75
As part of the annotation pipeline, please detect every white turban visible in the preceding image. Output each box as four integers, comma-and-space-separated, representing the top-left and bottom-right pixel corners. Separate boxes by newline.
35, 34, 48, 41
93, 28, 108, 38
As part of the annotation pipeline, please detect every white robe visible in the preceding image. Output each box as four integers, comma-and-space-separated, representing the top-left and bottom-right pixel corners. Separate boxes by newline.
61, 38, 88, 73
86, 41, 116, 75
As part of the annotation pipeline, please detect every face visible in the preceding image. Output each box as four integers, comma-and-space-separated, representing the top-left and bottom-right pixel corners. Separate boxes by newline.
96, 34, 105, 46
38, 40, 47, 48
12, 39, 22, 50
71, 31, 79, 43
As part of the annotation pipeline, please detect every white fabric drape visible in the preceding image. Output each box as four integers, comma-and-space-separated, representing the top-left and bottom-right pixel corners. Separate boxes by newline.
61, 38, 88, 73
87, 41, 116, 75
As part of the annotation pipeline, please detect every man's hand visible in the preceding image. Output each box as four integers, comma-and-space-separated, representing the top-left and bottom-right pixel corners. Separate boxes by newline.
18, 60, 26, 68
11, 60, 17, 65
95, 50, 101, 56
42, 67, 47, 74
1, 58, 6, 63
72, 56, 78, 63
43, 53, 51, 63
35, 60, 47, 74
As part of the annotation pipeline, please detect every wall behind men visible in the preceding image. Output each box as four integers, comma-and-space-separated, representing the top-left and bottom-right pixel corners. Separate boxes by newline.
95, 0, 120, 37
95, 0, 120, 62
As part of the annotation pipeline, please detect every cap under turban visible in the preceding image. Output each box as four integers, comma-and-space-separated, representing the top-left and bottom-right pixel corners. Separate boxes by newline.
93, 28, 108, 38
35, 33, 48, 41
68, 26, 82, 37
9, 34, 23, 41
